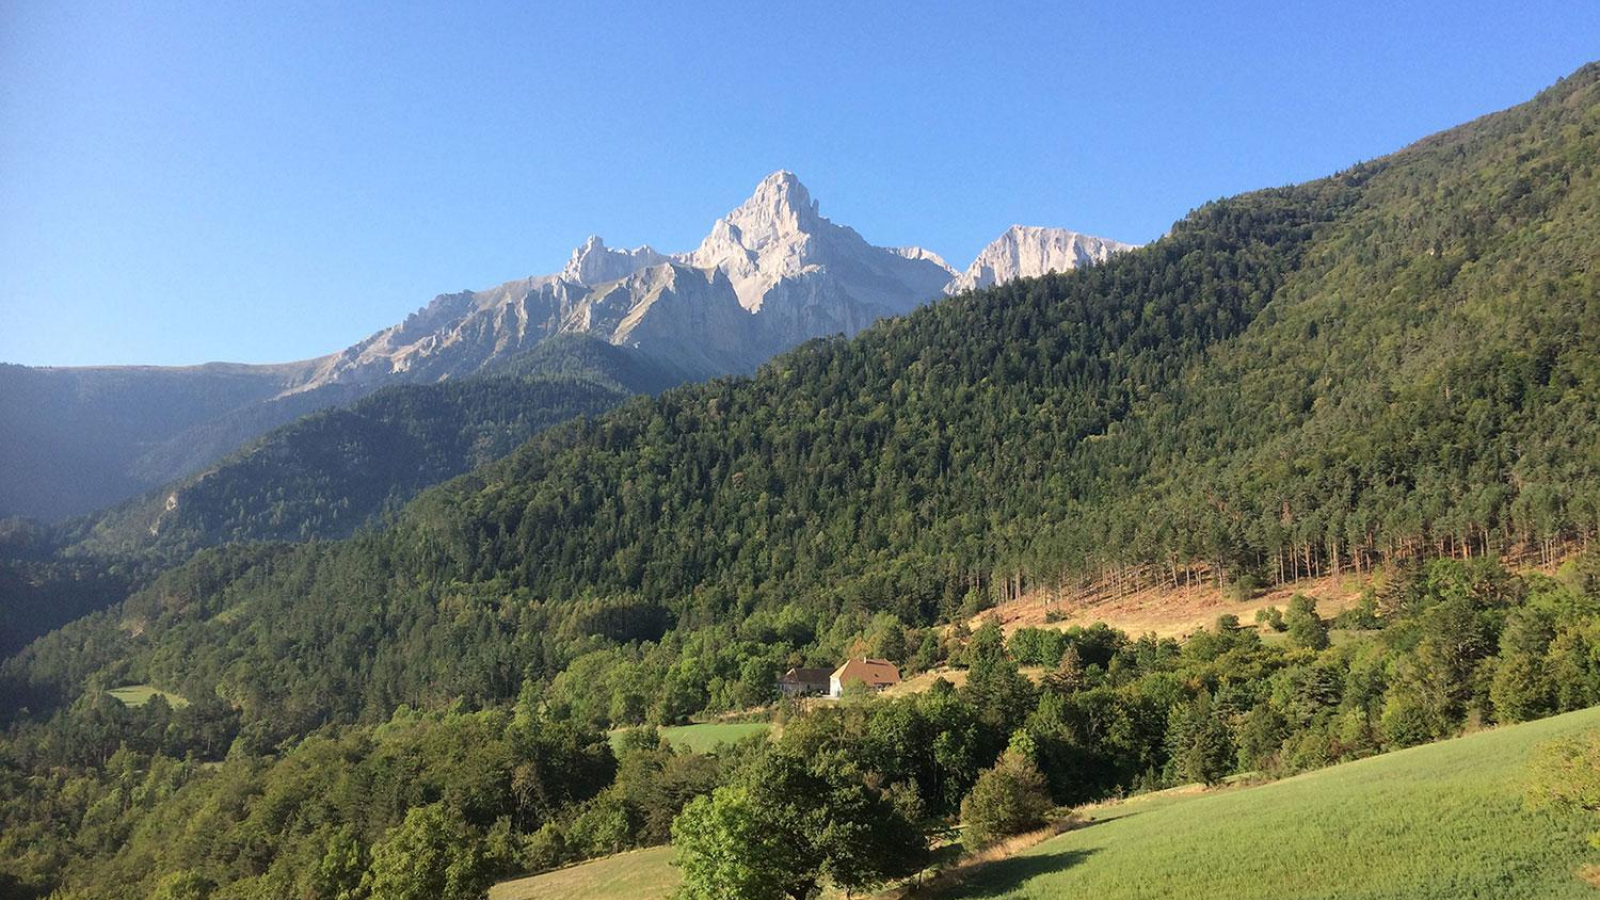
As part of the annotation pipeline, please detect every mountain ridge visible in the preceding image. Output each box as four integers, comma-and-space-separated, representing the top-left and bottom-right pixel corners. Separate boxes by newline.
291, 171, 1113, 394
2, 174, 1127, 522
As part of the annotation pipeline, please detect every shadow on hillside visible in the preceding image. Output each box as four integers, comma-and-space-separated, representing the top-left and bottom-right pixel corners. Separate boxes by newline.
1071, 807, 1143, 830
948, 847, 1099, 897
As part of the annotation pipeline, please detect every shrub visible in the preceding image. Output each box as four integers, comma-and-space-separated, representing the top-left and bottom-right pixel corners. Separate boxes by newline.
1525, 729, 1600, 850
1168, 693, 1235, 786
1333, 593, 1382, 630
1008, 627, 1067, 667
518, 822, 571, 873
363, 803, 491, 900
151, 871, 212, 900
671, 750, 926, 900
1235, 704, 1287, 773
960, 747, 1054, 848
1254, 607, 1286, 632
1227, 573, 1262, 602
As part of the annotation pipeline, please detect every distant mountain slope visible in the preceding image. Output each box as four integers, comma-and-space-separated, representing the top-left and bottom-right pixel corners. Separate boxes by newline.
1, 176, 1125, 523
0, 362, 318, 520
70, 376, 629, 559
475, 332, 691, 394
0, 334, 687, 653
14, 62, 1597, 736
61, 332, 694, 561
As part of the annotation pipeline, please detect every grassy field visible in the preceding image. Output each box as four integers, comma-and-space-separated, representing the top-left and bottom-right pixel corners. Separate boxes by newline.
106, 684, 189, 708
947, 705, 1600, 900
608, 721, 770, 754
489, 846, 678, 900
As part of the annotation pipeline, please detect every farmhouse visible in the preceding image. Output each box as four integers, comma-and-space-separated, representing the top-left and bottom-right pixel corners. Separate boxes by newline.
776, 666, 832, 697
829, 658, 901, 697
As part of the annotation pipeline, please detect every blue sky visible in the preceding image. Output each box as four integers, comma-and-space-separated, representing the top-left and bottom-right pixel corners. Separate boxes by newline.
2, 2, 1596, 367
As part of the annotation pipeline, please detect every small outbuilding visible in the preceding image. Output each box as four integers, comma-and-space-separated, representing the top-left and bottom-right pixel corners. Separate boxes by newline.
829, 658, 901, 697
777, 666, 833, 697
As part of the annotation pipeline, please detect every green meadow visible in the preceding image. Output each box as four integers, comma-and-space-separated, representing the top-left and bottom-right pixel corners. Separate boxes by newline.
106, 684, 189, 708
949, 705, 1600, 900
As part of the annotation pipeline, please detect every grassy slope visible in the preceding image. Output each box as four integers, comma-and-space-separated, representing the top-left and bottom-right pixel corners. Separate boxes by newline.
607, 722, 771, 754
951, 706, 1600, 900
489, 846, 678, 900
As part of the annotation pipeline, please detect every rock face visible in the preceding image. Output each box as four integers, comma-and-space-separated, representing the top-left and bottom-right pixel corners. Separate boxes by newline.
946, 225, 1135, 295
560, 236, 670, 286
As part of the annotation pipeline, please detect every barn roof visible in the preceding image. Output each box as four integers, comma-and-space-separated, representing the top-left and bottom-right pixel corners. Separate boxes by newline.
831, 658, 901, 686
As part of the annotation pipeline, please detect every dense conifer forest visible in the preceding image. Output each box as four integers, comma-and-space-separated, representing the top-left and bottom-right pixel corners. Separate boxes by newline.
3, 62, 1600, 900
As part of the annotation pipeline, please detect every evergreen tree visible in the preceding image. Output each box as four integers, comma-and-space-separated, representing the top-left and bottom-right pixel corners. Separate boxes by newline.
959, 744, 1054, 847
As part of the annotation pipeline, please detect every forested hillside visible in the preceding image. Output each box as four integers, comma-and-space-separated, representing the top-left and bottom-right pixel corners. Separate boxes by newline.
3, 62, 1600, 900
0, 335, 682, 652
10, 63, 1600, 729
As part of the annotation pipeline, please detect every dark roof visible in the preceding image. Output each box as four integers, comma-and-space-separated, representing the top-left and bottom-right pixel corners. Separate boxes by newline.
779, 667, 833, 683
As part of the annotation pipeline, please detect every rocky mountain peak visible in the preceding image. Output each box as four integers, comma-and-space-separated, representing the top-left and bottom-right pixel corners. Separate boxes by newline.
683, 171, 845, 311
735, 170, 821, 237
691, 170, 826, 263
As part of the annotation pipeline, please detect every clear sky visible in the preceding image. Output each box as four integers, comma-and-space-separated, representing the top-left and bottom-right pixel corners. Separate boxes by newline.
2, 1, 1596, 367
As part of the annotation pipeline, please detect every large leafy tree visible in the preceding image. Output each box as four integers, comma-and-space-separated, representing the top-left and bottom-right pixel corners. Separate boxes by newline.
672, 786, 793, 900
672, 749, 926, 900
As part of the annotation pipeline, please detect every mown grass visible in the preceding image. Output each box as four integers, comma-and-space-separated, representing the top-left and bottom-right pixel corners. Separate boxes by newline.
608, 722, 770, 755
947, 705, 1600, 900
489, 846, 678, 900
106, 684, 189, 708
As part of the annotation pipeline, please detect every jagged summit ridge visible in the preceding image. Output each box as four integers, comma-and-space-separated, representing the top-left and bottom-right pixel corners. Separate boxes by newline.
889, 246, 957, 273
560, 236, 669, 286
293, 172, 1131, 392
